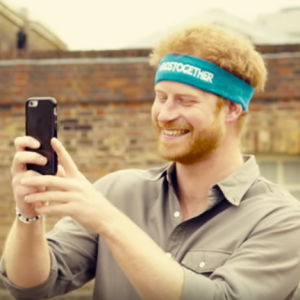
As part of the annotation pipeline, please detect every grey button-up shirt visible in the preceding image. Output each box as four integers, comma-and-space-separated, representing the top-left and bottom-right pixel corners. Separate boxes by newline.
2, 156, 300, 300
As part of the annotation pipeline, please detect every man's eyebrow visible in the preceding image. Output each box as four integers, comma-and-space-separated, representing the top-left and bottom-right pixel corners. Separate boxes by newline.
154, 88, 166, 93
154, 89, 198, 98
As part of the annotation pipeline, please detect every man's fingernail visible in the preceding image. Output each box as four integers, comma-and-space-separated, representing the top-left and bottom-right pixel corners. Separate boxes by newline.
40, 157, 47, 163
33, 141, 40, 148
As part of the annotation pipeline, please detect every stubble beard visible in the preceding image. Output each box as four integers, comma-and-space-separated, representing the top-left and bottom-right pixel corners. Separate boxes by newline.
154, 118, 224, 164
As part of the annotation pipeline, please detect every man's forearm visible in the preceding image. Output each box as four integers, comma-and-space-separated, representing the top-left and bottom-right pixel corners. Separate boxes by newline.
4, 217, 51, 288
100, 205, 184, 300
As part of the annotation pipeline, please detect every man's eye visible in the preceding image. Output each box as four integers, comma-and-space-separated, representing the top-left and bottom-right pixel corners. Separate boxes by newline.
179, 98, 196, 105
156, 94, 167, 102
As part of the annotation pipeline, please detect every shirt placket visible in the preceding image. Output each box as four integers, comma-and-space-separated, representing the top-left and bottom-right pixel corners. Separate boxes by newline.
164, 184, 222, 261
164, 183, 187, 261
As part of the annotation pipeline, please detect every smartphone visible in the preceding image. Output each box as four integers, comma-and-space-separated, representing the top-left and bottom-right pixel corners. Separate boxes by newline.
25, 97, 58, 175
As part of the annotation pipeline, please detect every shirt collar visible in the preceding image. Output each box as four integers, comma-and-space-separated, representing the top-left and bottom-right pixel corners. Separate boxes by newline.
217, 155, 260, 206
164, 155, 260, 206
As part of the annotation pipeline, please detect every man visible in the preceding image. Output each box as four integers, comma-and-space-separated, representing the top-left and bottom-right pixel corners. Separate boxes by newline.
1, 24, 300, 300
16, 27, 27, 50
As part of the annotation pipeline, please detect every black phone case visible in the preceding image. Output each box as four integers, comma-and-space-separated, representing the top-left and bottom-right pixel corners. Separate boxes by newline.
25, 97, 58, 175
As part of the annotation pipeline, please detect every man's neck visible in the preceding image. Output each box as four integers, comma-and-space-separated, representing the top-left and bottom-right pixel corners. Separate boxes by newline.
174, 140, 244, 219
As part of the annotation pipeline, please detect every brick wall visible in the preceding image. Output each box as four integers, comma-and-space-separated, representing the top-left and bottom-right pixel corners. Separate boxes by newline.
0, 48, 299, 299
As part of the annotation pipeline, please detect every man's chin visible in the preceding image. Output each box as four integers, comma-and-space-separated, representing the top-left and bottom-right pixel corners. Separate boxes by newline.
158, 148, 214, 165
158, 149, 190, 164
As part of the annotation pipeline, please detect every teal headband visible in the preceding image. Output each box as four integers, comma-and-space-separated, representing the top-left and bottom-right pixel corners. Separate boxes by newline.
154, 54, 254, 110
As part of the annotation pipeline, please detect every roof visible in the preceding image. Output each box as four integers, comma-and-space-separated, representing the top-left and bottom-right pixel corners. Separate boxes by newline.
122, 8, 300, 49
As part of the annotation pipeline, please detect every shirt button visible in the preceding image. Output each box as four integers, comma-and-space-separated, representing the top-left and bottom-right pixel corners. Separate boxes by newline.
174, 211, 180, 218
166, 252, 172, 259
199, 261, 206, 268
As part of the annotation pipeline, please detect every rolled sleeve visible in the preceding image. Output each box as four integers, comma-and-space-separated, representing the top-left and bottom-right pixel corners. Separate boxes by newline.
181, 267, 215, 300
0, 249, 58, 300
0, 216, 98, 300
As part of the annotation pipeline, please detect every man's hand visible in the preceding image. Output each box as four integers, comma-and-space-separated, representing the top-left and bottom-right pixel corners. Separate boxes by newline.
20, 138, 184, 300
21, 138, 112, 234
11, 136, 64, 218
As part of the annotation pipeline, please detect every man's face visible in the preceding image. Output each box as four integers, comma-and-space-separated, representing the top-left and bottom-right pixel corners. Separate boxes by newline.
151, 81, 225, 164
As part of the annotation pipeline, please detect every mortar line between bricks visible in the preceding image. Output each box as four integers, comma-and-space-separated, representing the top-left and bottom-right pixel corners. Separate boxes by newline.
262, 52, 300, 59
0, 52, 300, 66
0, 56, 150, 66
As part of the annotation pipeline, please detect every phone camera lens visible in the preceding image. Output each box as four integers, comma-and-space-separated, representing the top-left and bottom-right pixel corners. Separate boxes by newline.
29, 100, 38, 107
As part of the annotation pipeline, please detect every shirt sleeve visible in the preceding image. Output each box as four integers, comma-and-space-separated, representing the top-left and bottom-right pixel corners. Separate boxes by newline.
0, 216, 98, 300
180, 199, 300, 300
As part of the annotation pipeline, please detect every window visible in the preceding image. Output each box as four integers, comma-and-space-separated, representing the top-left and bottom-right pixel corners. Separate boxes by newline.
256, 156, 300, 200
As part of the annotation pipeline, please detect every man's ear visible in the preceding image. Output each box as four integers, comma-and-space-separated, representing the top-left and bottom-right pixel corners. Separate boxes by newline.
224, 100, 243, 123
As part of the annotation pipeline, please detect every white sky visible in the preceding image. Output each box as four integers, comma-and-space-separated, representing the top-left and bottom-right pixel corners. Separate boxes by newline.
5, 0, 300, 50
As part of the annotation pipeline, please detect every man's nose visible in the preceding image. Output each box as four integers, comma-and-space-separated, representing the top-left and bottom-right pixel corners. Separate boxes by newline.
157, 99, 180, 123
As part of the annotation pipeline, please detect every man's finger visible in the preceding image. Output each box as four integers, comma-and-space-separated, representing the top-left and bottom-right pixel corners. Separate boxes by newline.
35, 203, 70, 216
56, 164, 66, 178
11, 151, 47, 175
51, 138, 79, 177
25, 190, 75, 204
20, 175, 76, 191
14, 136, 40, 152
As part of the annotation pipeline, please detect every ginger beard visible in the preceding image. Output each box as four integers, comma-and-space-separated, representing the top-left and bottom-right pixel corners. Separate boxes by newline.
153, 104, 225, 164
